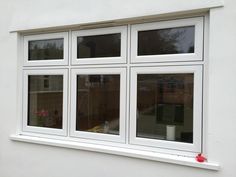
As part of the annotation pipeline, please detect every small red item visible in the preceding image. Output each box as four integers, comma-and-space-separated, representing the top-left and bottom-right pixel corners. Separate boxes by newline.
195, 153, 207, 162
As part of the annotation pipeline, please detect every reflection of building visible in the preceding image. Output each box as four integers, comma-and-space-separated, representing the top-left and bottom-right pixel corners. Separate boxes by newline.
137, 74, 193, 143
29, 75, 63, 91
28, 75, 63, 128
76, 75, 120, 134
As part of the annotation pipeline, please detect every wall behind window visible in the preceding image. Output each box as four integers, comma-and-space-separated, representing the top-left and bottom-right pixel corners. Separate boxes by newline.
10, 0, 222, 31
1, 0, 236, 177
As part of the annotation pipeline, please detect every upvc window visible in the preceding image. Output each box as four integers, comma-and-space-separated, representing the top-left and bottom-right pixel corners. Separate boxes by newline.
70, 68, 126, 143
130, 65, 202, 152
71, 26, 127, 65
131, 17, 203, 63
22, 69, 68, 136
23, 32, 69, 66
20, 17, 205, 155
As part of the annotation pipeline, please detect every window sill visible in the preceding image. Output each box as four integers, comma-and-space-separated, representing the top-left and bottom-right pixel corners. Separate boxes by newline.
10, 134, 219, 171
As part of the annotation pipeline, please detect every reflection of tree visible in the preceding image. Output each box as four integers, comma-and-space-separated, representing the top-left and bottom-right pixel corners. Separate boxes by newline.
138, 27, 194, 55
77, 34, 120, 58
29, 39, 63, 60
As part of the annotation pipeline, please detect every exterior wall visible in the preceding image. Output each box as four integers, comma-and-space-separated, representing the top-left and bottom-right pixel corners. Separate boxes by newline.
1, 0, 236, 177
9, 0, 223, 31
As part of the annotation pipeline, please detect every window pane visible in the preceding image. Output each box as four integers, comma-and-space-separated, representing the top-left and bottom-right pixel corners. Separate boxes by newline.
29, 38, 64, 60
76, 75, 120, 135
28, 75, 63, 129
137, 74, 193, 143
138, 26, 195, 56
77, 33, 121, 58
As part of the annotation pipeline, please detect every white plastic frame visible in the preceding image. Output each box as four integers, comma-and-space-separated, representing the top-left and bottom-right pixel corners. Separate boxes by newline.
130, 65, 203, 152
72, 26, 127, 65
131, 17, 204, 63
70, 67, 126, 143
22, 69, 68, 136
23, 32, 69, 66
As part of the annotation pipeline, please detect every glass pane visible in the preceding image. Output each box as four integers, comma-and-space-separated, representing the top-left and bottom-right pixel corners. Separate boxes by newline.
76, 75, 120, 135
29, 38, 64, 60
28, 75, 63, 129
137, 74, 194, 143
138, 26, 195, 56
77, 33, 121, 58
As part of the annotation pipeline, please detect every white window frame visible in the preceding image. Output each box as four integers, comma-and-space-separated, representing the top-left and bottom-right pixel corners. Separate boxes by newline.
22, 69, 68, 136
71, 26, 127, 65
23, 32, 69, 66
129, 65, 203, 152
70, 67, 126, 143
17, 16, 207, 156
131, 17, 204, 63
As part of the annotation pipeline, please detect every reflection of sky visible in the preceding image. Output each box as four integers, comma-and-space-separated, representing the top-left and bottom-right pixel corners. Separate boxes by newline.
29, 38, 63, 50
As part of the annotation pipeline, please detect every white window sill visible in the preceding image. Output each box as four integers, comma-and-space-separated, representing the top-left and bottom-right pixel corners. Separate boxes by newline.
10, 134, 220, 171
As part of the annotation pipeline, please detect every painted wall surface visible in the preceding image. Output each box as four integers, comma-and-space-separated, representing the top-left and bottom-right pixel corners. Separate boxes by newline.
1, 0, 236, 177
10, 0, 223, 31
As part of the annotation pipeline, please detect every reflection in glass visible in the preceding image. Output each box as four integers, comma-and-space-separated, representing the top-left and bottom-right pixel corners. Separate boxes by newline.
137, 74, 194, 143
76, 75, 120, 135
28, 75, 63, 129
29, 38, 64, 60
138, 26, 195, 56
77, 33, 121, 58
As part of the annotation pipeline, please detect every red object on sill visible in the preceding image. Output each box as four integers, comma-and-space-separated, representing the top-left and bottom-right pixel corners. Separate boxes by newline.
195, 153, 207, 163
